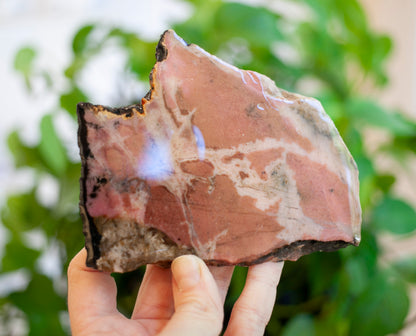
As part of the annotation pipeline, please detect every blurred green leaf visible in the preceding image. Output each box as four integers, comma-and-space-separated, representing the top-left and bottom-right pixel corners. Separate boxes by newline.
14, 47, 36, 89
372, 197, 416, 234
370, 35, 393, 86
72, 25, 95, 54
66, 24, 105, 79
10, 273, 66, 313
60, 87, 88, 117
355, 155, 375, 182
14, 47, 36, 73
64, 57, 86, 80
7, 129, 68, 177
340, 229, 380, 307
214, 3, 282, 48
374, 174, 396, 193
173, 1, 221, 48
7, 131, 42, 170
392, 257, 416, 283
314, 316, 349, 336
109, 29, 155, 81
342, 126, 364, 158
358, 177, 376, 210
1, 192, 48, 233
391, 134, 416, 157
346, 98, 416, 135
38, 114, 68, 176
27, 313, 66, 336
348, 274, 409, 336
306, 252, 343, 297
343, 257, 369, 296
282, 314, 315, 336
354, 155, 376, 208
1, 236, 40, 272
9, 274, 66, 336
334, 0, 367, 35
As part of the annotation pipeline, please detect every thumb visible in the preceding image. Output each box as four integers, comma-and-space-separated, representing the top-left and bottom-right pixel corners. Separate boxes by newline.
158, 255, 223, 336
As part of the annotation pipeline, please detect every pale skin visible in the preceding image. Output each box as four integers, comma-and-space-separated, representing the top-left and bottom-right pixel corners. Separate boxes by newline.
68, 248, 284, 336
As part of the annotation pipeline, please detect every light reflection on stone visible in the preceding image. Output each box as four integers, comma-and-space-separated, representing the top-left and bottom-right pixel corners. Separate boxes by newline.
137, 137, 173, 181
192, 125, 205, 160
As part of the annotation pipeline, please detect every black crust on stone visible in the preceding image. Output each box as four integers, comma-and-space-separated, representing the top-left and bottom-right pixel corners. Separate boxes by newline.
77, 102, 102, 268
234, 239, 351, 267
175, 240, 351, 268
141, 240, 353, 270
144, 30, 173, 102
95, 237, 352, 271
155, 30, 169, 62
100, 238, 352, 272
86, 103, 145, 117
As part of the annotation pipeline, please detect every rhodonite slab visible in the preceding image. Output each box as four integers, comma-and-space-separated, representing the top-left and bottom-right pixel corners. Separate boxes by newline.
77, 30, 361, 273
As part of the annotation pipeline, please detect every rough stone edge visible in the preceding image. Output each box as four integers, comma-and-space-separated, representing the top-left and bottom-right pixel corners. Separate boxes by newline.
77, 102, 102, 268
210, 239, 352, 267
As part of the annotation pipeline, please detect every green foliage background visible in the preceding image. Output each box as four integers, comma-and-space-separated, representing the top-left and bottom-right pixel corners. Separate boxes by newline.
2, 0, 416, 335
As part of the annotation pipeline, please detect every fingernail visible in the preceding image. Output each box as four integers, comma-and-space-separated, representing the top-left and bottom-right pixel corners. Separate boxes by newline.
172, 255, 201, 291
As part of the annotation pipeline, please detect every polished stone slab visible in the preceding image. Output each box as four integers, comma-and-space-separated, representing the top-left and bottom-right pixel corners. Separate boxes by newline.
77, 30, 361, 272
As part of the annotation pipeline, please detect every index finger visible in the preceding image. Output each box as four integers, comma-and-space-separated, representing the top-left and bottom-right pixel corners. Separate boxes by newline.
208, 265, 235, 303
224, 261, 284, 336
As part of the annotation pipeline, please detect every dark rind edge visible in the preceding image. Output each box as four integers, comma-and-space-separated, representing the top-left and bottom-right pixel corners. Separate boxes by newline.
194, 240, 350, 268
119, 239, 352, 272
232, 239, 350, 267
144, 30, 171, 102
145, 30, 192, 103
155, 30, 169, 62
77, 102, 102, 268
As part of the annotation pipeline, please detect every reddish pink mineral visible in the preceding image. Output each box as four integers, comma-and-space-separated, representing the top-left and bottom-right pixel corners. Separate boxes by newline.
77, 30, 361, 272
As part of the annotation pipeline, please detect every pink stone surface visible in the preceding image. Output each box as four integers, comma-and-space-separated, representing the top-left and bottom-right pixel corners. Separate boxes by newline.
77, 30, 361, 272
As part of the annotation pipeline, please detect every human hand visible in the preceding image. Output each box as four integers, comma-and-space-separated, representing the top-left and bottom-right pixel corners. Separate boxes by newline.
68, 248, 283, 336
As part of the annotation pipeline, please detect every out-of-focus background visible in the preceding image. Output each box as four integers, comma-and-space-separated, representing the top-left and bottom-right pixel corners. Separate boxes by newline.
1, 0, 415, 335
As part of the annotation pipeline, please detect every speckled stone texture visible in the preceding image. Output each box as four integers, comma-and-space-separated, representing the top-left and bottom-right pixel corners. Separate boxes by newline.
77, 30, 361, 273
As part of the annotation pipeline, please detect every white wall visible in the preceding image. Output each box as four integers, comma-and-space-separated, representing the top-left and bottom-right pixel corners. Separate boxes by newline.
361, 0, 416, 118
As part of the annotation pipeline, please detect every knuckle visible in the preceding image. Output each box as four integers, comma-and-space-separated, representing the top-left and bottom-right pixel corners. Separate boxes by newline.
235, 302, 270, 329
181, 295, 216, 316
178, 295, 223, 330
